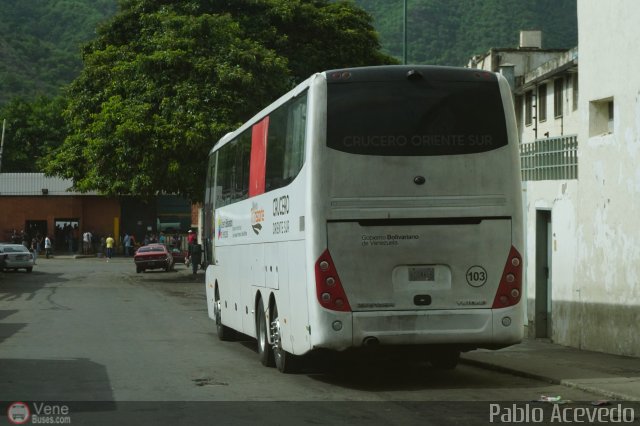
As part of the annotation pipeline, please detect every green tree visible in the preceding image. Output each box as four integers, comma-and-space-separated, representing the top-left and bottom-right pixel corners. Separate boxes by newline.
43, 0, 393, 201
0, 96, 68, 172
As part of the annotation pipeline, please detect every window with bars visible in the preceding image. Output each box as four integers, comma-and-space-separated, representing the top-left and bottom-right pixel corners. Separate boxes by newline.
520, 135, 578, 181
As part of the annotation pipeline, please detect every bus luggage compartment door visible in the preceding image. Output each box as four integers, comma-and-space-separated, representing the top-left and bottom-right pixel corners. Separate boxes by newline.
326, 219, 512, 312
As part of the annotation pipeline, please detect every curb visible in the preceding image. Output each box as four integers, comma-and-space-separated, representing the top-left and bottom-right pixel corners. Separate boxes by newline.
460, 357, 560, 385
460, 358, 638, 402
559, 379, 640, 402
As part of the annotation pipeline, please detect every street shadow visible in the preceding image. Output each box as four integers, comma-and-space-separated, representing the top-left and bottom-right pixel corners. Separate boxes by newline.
132, 270, 205, 285
0, 271, 69, 302
0, 357, 116, 406
229, 340, 546, 392
0, 309, 19, 321
0, 322, 26, 344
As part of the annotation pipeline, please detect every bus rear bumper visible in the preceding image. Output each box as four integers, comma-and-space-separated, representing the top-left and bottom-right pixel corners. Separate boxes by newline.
350, 307, 523, 349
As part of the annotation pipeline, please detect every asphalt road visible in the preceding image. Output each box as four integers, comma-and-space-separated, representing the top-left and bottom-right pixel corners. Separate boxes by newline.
0, 257, 604, 425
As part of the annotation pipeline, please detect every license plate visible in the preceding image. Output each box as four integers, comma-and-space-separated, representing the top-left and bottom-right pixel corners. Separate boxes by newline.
408, 267, 435, 282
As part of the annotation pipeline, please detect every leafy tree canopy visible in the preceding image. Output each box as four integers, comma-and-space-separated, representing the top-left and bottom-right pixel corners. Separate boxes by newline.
42, 0, 394, 201
0, 96, 68, 173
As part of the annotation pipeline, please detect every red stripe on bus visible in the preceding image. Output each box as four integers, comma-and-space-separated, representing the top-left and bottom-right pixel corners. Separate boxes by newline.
249, 116, 269, 197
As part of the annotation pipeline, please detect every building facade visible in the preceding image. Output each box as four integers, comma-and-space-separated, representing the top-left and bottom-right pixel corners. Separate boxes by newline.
469, 4, 640, 357
573, 0, 640, 356
0, 173, 194, 254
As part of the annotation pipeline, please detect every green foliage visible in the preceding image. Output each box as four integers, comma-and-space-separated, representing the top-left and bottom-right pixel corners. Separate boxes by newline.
43, 0, 393, 201
0, 96, 68, 172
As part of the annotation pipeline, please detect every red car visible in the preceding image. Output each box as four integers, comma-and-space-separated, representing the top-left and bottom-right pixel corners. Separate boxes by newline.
134, 244, 174, 273
169, 247, 188, 264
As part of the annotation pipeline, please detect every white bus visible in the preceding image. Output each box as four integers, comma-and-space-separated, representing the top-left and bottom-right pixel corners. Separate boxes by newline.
204, 65, 523, 373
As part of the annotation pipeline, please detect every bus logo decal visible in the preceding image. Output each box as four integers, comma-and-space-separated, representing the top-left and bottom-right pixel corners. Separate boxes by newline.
217, 217, 232, 239
273, 195, 290, 216
251, 202, 265, 235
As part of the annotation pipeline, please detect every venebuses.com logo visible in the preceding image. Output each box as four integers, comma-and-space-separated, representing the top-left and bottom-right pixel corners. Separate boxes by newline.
7, 402, 30, 425
6, 401, 72, 424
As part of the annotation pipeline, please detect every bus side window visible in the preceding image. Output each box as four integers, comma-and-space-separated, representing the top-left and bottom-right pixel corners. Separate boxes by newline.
265, 93, 307, 192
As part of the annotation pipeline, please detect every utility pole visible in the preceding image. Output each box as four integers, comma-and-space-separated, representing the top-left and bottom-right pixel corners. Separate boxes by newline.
0, 118, 5, 173
403, 0, 408, 65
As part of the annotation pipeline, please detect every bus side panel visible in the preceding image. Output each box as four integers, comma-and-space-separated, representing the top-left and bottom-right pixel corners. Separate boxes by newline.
217, 246, 245, 333
283, 239, 311, 355
265, 242, 280, 290
205, 264, 217, 321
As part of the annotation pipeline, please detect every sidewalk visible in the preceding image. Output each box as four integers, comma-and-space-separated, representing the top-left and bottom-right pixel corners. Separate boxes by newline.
461, 338, 640, 401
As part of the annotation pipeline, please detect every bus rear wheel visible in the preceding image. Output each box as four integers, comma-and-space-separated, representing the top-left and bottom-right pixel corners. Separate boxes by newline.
271, 303, 300, 373
256, 298, 274, 367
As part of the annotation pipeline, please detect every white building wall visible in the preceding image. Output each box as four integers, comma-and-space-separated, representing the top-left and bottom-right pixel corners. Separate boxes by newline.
519, 74, 580, 143
574, 0, 640, 356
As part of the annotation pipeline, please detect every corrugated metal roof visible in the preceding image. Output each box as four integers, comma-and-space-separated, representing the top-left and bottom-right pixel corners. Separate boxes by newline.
0, 173, 98, 196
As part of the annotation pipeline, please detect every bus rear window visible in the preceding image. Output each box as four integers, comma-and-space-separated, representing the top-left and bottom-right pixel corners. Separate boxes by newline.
327, 79, 508, 156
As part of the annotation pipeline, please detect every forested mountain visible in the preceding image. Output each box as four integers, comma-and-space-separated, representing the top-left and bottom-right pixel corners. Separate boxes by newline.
358, 0, 577, 65
0, 0, 577, 105
0, 0, 116, 105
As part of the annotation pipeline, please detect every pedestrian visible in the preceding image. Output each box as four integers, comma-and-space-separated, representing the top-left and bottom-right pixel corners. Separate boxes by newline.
83, 230, 93, 254
106, 235, 115, 260
30, 237, 38, 265
186, 230, 196, 264
123, 233, 131, 257
189, 243, 202, 277
36, 233, 43, 256
130, 234, 137, 253
21, 230, 29, 249
44, 236, 52, 259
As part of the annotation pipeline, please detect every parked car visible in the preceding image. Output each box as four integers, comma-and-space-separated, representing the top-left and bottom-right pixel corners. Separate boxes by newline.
0, 243, 35, 272
169, 247, 188, 264
134, 244, 174, 273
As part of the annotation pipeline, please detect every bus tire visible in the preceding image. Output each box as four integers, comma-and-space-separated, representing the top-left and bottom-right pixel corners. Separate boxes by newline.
430, 348, 460, 370
256, 298, 274, 367
215, 289, 235, 341
271, 303, 300, 373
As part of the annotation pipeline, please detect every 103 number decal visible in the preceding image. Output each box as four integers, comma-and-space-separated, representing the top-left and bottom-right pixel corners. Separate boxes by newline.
466, 266, 487, 287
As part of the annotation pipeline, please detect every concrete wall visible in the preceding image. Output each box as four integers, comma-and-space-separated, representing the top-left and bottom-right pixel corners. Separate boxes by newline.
573, 0, 640, 356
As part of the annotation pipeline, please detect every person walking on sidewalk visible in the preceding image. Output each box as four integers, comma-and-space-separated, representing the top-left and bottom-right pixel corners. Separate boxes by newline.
106, 235, 115, 260
44, 236, 52, 259
123, 233, 131, 257
188, 243, 202, 277
30, 237, 38, 265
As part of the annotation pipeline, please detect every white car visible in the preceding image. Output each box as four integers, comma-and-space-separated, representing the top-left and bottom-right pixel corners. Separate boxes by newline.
0, 243, 35, 272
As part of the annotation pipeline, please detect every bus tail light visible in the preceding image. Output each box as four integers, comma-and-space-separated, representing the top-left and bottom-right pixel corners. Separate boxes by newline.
315, 249, 351, 312
492, 246, 523, 309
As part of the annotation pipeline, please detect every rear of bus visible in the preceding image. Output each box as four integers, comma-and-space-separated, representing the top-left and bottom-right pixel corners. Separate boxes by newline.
309, 66, 523, 358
